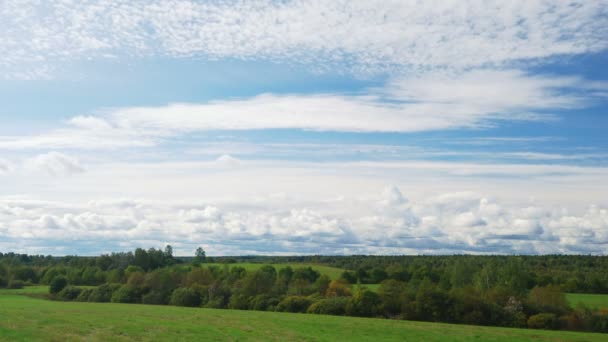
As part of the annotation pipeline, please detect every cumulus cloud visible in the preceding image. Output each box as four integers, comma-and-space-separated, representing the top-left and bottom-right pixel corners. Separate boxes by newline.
1, 186, 607, 255
1, 0, 607, 79
214, 154, 241, 167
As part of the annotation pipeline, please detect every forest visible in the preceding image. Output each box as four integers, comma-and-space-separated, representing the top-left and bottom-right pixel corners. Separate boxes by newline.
1, 248, 607, 333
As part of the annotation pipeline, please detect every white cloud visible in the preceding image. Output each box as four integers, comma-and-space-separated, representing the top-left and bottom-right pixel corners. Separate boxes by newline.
0, 69, 600, 150
2, 185, 607, 255
24, 152, 85, 176
1, 0, 607, 79
0, 159, 14, 174
214, 154, 241, 167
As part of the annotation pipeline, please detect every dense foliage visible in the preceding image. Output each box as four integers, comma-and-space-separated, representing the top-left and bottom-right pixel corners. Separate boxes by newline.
1, 249, 607, 333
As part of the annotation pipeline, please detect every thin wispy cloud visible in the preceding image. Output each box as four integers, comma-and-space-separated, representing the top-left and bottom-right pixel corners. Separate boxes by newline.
0, 69, 602, 150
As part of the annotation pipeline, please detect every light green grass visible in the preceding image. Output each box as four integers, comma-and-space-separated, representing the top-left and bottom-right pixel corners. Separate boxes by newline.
566, 293, 608, 310
360, 284, 381, 292
0, 285, 49, 295
1, 290, 607, 341
205, 263, 345, 280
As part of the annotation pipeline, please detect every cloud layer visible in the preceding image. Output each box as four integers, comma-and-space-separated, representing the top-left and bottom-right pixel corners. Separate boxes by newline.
2, 0, 607, 78
2, 186, 607, 255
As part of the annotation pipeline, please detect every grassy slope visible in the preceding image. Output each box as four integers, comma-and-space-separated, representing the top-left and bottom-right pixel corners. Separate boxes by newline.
205, 263, 345, 280
566, 293, 608, 310
1, 288, 606, 341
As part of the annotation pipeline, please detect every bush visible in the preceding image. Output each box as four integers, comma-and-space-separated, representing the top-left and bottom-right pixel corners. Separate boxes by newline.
49, 276, 68, 294
0, 276, 7, 288
76, 288, 93, 302
228, 293, 250, 310
170, 287, 201, 307
7, 279, 25, 289
346, 290, 381, 317
528, 313, 559, 330
250, 295, 279, 311
58, 286, 82, 301
88, 283, 121, 302
276, 296, 313, 313
142, 290, 170, 305
307, 297, 349, 315
111, 284, 141, 304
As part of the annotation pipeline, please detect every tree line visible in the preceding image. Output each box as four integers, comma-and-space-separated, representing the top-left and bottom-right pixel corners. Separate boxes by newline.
1, 249, 607, 333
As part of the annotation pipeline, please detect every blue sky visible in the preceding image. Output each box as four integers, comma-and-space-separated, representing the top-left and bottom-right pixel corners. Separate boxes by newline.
1, 0, 607, 256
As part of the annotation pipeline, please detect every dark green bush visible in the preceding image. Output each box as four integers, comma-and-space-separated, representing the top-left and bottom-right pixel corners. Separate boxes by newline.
169, 287, 201, 307
7, 279, 24, 289
346, 290, 381, 317
276, 296, 312, 313
228, 293, 250, 310
58, 286, 82, 301
142, 290, 170, 305
76, 288, 93, 302
49, 276, 68, 294
88, 283, 121, 302
111, 284, 141, 304
250, 295, 279, 311
307, 297, 349, 315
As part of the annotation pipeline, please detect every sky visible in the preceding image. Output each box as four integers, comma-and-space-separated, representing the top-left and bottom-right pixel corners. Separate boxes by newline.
1, 0, 608, 256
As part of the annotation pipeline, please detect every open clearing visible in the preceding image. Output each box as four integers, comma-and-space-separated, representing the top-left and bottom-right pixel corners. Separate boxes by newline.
566, 293, 608, 310
0, 287, 606, 342
205, 263, 346, 279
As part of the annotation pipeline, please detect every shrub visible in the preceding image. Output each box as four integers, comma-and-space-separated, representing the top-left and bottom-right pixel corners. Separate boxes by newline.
49, 276, 68, 294
7, 279, 25, 289
76, 288, 93, 302
307, 297, 349, 315
346, 290, 381, 317
58, 286, 82, 301
250, 295, 279, 311
142, 290, 170, 305
88, 283, 121, 302
527, 313, 559, 330
169, 287, 201, 307
276, 296, 313, 313
228, 293, 250, 310
111, 284, 141, 304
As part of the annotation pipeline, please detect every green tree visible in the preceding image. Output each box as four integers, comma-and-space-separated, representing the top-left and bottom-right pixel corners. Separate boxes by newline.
194, 247, 206, 263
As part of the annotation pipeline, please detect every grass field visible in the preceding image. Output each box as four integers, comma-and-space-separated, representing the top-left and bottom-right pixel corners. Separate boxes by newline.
1, 287, 607, 341
566, 293, 608, 310
205, 263, 346, 280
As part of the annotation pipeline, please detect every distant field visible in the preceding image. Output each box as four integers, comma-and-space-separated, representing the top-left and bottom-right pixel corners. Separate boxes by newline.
361, 283, 381, 292
1, 288, 607, 341
205, 262, 346, 280
566, 293, 608, 310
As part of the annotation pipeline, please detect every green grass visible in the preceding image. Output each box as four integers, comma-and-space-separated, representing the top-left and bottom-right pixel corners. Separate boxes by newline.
1, 289, 607, 341
0, 285, 49, 295
566, 293, 608, 310
361, 284, 381, 292
205, 263, 346, 280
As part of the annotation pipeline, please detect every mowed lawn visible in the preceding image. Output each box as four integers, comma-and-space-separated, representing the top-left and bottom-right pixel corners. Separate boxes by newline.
566, 293, 608, 310
1, 288, 607, 341
205, 263, 346, 280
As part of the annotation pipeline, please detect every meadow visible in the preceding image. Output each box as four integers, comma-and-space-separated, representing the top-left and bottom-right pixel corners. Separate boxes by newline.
204, 263, 346, 280
0, 287, 606, 342
566, 293, 608, 310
